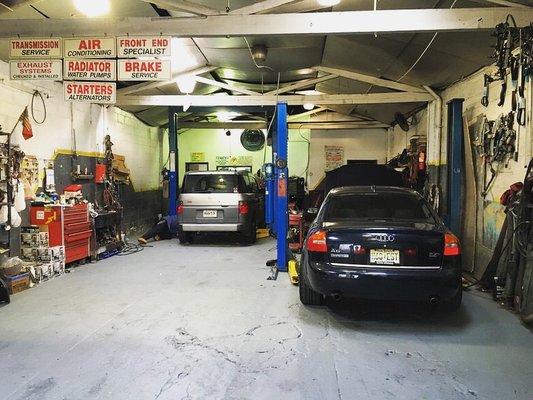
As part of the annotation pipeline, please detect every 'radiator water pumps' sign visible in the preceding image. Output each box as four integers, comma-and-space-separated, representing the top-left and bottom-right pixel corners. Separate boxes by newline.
10, 60, 62, 80
10, 38, 62, 58
117, 36, 171, 57
118, 59, 171, 81
64, 81, 116, 104
63, 38, 116, 58
64, 59, 116, 81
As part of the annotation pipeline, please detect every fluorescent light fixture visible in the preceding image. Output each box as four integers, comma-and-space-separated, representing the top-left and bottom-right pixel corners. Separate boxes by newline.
176, 76, 196, 94
303, 103, 315, 111
216, 111, 240, 122
317, 0, 340, 6
73, 0, 110, 17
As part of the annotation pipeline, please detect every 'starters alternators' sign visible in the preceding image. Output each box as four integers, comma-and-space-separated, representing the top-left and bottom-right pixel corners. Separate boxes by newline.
10, 38, 62, 58
10, 60, 62, 80
64, 59, 116, 81
116, 36, 172, 58
63, 38, 116, 58
64, 81, 116, 104
117, 59, 171, 81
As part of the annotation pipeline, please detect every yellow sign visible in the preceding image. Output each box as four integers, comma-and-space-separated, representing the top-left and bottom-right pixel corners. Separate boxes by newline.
191, 152, 205, 162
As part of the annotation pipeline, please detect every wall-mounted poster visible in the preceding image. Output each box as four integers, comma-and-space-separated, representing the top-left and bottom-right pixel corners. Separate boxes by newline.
325, 145, 344, 172
216, 155, 253, 167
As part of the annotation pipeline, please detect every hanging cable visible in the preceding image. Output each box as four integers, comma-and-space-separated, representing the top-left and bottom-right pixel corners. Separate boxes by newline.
243, 37, 274, 72
396, 0, 459, 82
31, 90, 46, 124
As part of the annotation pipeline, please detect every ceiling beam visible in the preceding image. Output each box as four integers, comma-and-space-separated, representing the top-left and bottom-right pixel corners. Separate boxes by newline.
315, 66, 426, 93
266, 74, 337, 95
2, 8, 532, 37
117, 92, 434, 107
118, 65, 217, 96
142, 0, 223, 16
177, 121, 390, 129
287, 106, 328, 121
470, 0, 530, 7
193, 76, 260, 96
229, 0, 303, 15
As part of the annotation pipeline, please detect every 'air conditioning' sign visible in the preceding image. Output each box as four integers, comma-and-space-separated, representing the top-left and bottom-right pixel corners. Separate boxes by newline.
63, 38, 116, 58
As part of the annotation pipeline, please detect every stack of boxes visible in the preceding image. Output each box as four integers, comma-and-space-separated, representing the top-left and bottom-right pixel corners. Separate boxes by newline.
20, 227, 65, 282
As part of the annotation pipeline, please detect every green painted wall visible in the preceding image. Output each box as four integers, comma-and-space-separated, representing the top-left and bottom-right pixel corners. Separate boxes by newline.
163, 128, 311, 186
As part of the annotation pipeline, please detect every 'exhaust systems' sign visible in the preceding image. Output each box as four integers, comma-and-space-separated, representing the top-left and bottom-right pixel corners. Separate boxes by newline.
10, 60, 62, 80
118, 59, 171, 81
10, 38, 62, 58
63, 38, 116, 58
64, 59, 116, 81
64, 82, 116, 104
117, 36, 172, 57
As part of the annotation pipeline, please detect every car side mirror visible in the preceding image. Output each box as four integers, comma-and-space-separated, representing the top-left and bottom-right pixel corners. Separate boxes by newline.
304, 207, 318, 222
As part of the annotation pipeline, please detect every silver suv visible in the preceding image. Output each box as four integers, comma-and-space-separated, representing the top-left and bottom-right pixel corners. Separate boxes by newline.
177, 170, 264, 244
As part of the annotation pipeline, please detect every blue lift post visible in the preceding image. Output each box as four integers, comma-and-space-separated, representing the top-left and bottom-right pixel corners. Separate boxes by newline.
274, 102, 289, 272
446, 98, 464, 235
168, 106, 179, 216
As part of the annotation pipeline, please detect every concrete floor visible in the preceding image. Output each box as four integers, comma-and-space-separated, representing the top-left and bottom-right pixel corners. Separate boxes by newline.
1, 237, 532, 400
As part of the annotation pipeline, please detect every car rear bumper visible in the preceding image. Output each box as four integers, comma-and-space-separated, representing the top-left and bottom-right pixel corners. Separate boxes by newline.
306, 260, 461, 302
180, 223, 244, 232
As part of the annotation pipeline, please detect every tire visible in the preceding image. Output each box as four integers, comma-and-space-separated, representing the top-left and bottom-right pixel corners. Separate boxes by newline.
242, 219, 257, 245
443, 286, 462, 312
178, 231, 193, 245
299, 265, 324, 306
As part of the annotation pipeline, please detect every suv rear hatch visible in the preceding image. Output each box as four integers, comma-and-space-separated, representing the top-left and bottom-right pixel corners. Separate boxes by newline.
179, 173, 243, 224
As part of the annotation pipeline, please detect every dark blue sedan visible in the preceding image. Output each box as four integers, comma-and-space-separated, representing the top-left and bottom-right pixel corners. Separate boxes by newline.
299, 186, 462, 310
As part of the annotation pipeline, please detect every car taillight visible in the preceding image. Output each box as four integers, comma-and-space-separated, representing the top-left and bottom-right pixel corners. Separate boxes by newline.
307, 230, 327, 253
177, 202, 184, 214
239, 201, 249, 215
444, 232, 460, 256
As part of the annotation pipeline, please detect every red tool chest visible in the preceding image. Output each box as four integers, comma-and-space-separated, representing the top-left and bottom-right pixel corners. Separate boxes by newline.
30, 204, 92, 264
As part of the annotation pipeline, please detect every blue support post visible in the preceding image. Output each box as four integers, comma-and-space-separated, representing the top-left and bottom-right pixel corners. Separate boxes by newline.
446, 98, 464, 235
168, 106, 179, 216
275, 102, 289, 272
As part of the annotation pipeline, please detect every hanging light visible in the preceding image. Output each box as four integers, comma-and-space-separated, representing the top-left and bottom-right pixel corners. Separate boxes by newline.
73, 0, 110, 17
176, 76, 197, 94
303, 103, 315, 111
317, 0, 340, 6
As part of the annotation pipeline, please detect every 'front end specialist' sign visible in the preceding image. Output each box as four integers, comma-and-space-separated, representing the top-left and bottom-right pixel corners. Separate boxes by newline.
10, 60, 62, 80
117, 36, 171, 57
64, 81, 116, 104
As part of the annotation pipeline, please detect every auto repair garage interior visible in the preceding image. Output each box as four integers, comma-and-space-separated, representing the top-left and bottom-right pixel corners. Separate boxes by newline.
0, 0, 533, 399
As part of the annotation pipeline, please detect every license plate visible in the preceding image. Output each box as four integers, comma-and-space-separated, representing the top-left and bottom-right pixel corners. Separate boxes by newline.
369, 249, 400, 265
202, 210, 217, 218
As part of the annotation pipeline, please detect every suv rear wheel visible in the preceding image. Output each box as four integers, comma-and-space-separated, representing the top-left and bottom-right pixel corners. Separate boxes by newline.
242, 219, 257, 245
178, 231, 194, 245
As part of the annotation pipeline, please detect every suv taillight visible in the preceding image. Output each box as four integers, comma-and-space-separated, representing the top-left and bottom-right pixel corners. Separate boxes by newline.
306, 230, 327, 253
444, 232, 460, 256
177, 202, 184, 215
239, 201, 249, 215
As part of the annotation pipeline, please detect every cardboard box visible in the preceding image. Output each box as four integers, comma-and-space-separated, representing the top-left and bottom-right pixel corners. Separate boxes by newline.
5, 273, 30, 294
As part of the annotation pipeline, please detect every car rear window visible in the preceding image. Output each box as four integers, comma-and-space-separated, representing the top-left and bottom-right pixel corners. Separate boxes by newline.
182, 174, 242, 193
324, 193, 435, 222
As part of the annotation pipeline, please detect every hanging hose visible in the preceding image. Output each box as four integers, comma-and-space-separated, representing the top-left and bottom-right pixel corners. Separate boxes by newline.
31, 90, 46, 124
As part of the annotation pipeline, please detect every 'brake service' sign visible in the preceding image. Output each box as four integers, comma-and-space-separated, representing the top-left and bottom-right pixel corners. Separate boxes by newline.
64, 59, 116, 81
118, 59, 171, 81
64, 81, 116, 104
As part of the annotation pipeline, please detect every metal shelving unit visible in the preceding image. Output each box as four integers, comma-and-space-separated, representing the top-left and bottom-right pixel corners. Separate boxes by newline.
0, 127, 14, 257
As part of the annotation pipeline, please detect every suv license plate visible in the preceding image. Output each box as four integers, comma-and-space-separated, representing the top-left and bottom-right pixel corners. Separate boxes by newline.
202, 210, 217, 218
369, 249, 400, 265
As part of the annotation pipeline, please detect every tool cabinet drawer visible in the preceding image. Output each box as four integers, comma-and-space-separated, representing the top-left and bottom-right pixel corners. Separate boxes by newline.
65, 240, 90, 264
64, 229, 92, 244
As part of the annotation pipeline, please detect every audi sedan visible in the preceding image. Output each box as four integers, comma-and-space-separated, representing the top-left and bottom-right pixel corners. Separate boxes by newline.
299, 186, 462, 310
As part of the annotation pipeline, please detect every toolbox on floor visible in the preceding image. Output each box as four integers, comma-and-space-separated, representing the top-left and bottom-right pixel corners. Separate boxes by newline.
5, 272, 30, 294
